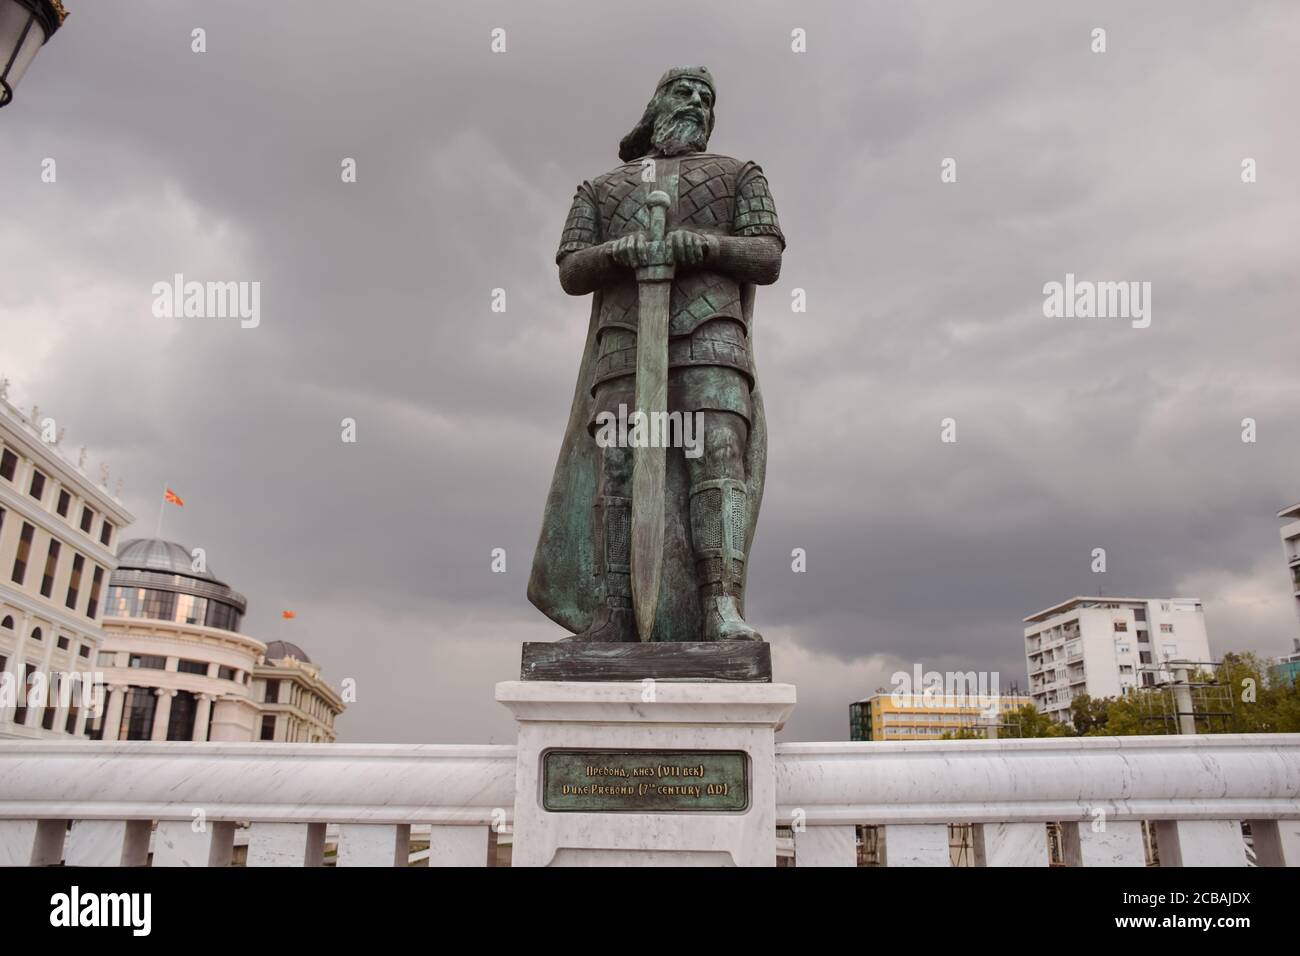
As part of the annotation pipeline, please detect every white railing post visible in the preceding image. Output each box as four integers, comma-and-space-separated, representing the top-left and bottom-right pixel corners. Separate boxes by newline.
1248, 819, 1300, 867
247, 822, 327, 867
1153, 820, 1248, 867
793, 825, 857, 866
427, 825, 489, 867
0, 819, 65, 866
881, 824, 950, 866
65, 819, 151, 866
337, 824, 411, 867
1061, 820, 1146, 866
152, 820, 235, 867
974, 822, 1048, 867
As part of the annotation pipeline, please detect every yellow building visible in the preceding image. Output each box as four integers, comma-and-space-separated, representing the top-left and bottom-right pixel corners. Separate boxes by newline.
849, 692, 1031, 741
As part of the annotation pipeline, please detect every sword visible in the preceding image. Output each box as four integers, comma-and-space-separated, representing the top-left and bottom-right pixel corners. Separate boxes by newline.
631, 190, 674, 641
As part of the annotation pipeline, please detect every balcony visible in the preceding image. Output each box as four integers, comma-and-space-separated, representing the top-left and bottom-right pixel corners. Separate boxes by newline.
0, 737, 1297, 867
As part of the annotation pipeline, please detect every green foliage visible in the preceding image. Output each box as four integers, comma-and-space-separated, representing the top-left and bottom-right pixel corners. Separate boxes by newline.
1026, 651, 1300, 738
998, 704, 1069, 738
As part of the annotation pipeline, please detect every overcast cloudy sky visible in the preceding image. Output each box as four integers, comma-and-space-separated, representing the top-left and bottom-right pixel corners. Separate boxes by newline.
2, 0, 1297, 742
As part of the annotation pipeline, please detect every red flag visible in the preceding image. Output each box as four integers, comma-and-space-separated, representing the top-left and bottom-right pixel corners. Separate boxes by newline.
164, 488, 184, 507
281, 610, 296, 620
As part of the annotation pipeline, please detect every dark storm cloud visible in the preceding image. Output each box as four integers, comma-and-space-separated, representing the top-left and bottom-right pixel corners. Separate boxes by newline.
2, 0, 1297, 743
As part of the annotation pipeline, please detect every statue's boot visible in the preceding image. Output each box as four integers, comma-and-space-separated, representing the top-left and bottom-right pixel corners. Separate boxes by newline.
563, 495, 638, 643
691, 478, 762, 642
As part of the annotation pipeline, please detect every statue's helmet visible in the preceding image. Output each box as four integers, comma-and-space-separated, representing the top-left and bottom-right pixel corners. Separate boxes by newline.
618, 66, 717, 162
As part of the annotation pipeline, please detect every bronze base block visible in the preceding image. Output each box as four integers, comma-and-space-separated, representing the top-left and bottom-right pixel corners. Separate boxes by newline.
520, 641, 771, 683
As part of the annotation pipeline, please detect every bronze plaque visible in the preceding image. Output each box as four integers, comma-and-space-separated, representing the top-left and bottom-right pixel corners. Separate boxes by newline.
542, 749, 749, 813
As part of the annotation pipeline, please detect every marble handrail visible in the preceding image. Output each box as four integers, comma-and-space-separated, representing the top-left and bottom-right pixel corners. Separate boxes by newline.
775, 734, 1300, 825
0, 741, 516, 824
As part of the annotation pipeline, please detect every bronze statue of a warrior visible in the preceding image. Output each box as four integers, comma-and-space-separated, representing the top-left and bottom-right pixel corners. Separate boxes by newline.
528, 66, 785, 644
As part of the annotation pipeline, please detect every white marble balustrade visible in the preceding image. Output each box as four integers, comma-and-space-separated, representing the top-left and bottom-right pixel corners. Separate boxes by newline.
0, 734, 1297, 866
778, 735, 1300, 866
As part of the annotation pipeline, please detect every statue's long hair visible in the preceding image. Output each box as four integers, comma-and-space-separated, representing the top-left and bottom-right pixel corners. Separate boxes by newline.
618, 93, 716, 162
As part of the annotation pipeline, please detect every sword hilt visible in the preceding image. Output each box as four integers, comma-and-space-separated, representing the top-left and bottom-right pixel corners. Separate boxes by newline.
638, 191, 673, 282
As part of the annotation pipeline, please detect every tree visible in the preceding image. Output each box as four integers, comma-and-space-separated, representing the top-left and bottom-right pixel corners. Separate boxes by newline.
1070, 694, 1110, 735
999, 704, 1068, 738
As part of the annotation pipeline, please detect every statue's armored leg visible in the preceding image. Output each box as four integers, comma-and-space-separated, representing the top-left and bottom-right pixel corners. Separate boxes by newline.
564, 447, 637, 643
688, 411, 761, 642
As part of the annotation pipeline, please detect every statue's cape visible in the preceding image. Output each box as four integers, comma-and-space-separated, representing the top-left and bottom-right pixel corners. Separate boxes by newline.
526, 285, 767, 640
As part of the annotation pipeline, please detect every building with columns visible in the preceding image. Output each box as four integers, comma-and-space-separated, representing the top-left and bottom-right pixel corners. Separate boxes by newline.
0, 395, 135, 740
90, 538, 264, 741
88, 538, 346, 742
253, 641, 345, 742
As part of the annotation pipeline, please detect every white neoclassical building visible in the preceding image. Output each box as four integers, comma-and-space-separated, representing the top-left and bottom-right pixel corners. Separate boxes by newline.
0, 395, 135, 740
89, 538, 346, 742
91, 539, 263, 741
253, 641, 344, 743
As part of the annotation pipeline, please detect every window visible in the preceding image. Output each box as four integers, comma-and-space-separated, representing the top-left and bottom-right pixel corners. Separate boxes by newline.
29, 627, 41, 642
122, 688, 156, 741
99, 521, 113, 548
264, 679, 281, 704
11, 522, 34, 584
65, 707, 79, 735
77, 645, 90, 659
1, 615, 12, 630
0, 654, 6, 673
28, 470, 46, 502
79, 506, 93, 533
96, 651, 115, 667
1140, 651, 1152, 664
0, 447, 16, 481
166, 691, 197, 741
177, 659, 208, 675
86, 566, 103, 618
1116, 644, 1131, 654
39, 539, 60, 597
1160, 623, 1174, 634
14, 664, 35, 725
260, 715, 277, 741
1134, 608, 1146, 622
218, 665, 237, 681
56, 635, 69, 650
128, 654, 167, 670
65, 554, 84, 610
56, 489, 70, 517
1113, 621, 1128, 632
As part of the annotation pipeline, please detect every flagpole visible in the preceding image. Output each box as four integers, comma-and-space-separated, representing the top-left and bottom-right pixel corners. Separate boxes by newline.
156, 484, 166, 539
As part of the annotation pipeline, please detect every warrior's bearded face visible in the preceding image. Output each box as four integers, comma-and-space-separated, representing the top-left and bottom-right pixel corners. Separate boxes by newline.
650, 77, 714, 156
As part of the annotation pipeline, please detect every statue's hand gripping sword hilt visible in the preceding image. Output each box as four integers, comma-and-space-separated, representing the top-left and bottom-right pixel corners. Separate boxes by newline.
637, 190, 674, 282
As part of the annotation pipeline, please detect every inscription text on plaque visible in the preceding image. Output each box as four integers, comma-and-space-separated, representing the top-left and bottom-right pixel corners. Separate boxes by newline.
542, 750, 749, 813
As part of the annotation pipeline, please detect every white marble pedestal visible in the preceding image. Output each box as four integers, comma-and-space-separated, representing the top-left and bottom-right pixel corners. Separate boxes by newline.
496, 680, 795, 867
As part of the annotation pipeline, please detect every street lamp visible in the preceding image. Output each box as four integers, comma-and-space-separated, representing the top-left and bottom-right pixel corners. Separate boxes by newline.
0, 0, 67, 109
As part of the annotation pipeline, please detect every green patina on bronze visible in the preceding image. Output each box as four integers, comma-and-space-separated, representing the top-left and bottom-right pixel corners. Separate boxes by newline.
542, 749, 749, 813
527, 66, 786, 647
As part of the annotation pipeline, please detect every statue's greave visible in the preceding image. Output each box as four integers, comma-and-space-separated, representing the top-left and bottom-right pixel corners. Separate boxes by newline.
597, 495, 631, 609
689, 478, 748, 599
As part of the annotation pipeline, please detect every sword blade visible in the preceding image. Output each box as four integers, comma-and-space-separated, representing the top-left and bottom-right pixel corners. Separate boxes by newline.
631, 278, 671, 641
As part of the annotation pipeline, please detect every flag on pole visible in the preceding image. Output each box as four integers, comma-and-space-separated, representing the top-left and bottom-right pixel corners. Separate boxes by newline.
281, 610, 296, 620
164, 488, 184, 507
